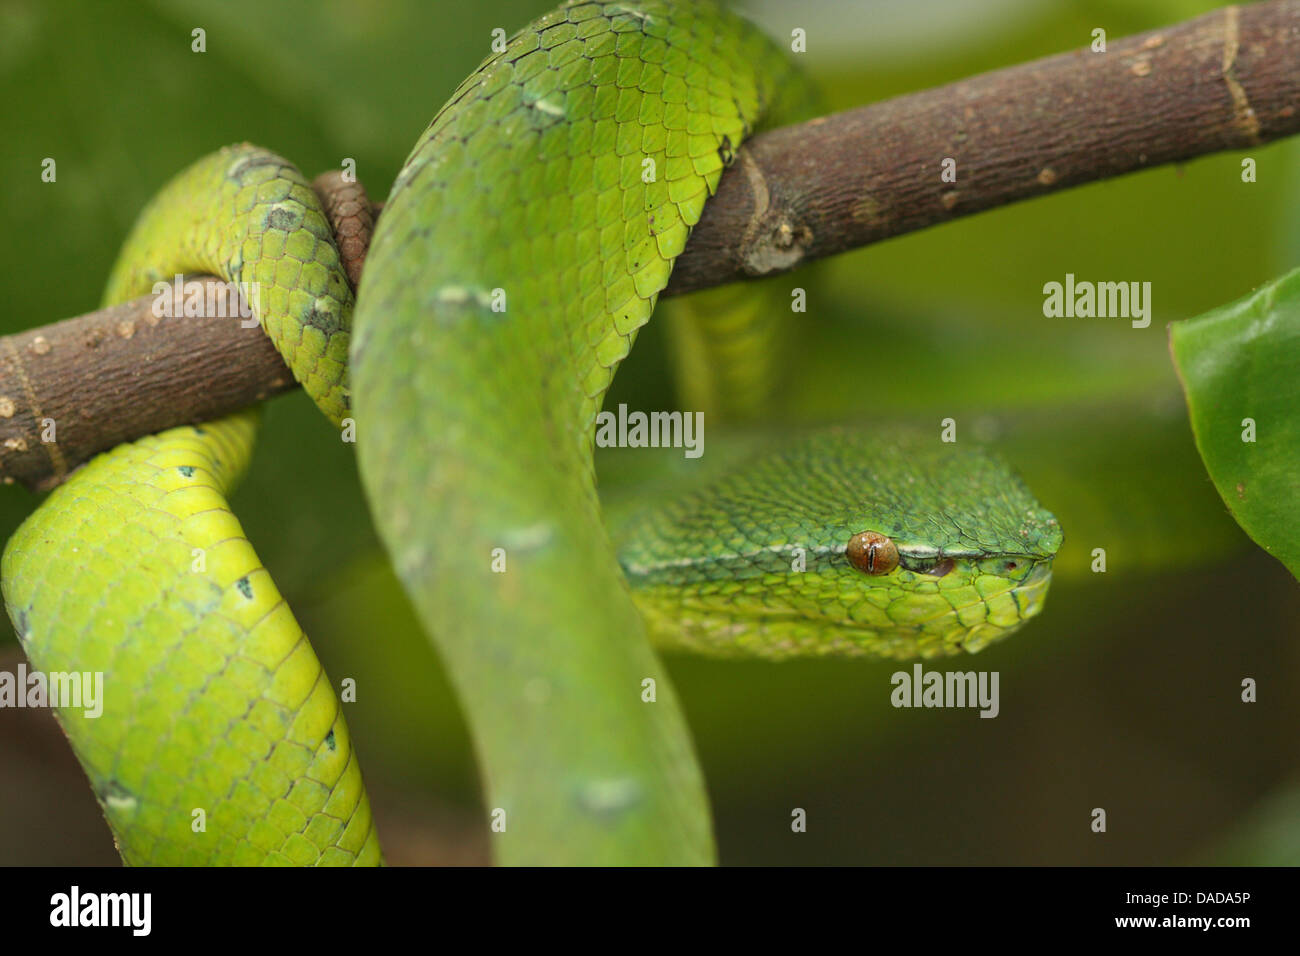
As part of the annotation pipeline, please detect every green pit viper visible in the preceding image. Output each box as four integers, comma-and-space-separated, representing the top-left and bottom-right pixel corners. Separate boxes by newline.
1, 0, 1062, 865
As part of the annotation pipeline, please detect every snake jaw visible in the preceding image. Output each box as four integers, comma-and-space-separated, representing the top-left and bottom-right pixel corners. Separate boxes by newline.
631, 551, 1060, 661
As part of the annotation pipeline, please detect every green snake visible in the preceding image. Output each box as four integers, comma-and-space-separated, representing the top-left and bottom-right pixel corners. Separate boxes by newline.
2, 0, 1061, 865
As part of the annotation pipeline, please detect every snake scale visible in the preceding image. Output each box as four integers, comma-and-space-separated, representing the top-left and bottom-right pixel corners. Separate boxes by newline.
2, 0, 1061, 865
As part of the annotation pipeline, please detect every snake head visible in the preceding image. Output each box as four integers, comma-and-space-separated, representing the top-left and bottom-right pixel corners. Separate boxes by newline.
617, 427, 1063, 661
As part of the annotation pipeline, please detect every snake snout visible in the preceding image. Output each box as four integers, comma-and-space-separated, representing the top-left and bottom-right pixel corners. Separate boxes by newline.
1008, 557, 1055, 621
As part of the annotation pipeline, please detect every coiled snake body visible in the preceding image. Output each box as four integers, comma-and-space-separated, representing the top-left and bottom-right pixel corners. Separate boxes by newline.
2, 1, 1060, 865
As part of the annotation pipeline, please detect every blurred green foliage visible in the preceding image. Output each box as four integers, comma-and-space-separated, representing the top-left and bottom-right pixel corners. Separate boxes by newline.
0, 0, 1296, 864
1172, 268, 1300, 579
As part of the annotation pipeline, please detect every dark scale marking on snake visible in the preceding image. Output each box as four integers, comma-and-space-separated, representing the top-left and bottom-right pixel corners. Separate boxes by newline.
265, 206, 301, 231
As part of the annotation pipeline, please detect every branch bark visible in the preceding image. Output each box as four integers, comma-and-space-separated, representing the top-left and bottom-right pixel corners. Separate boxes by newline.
668, 0, 1300, 294
3, 0, 1297, 490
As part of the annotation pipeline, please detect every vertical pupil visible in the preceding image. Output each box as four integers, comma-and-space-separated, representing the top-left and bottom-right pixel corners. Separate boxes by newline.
846, 531, 898, 576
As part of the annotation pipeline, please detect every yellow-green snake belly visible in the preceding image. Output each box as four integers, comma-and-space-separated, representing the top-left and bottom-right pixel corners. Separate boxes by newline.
1, 0, 1062, 866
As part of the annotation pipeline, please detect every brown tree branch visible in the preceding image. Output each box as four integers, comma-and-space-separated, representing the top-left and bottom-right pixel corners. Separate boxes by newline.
668, 1, 1300, 295
2, 0, 1297, 491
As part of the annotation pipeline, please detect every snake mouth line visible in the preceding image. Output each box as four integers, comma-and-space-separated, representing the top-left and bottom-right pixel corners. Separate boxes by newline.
621, 542, 1059, 582
896, 544, 1057, 563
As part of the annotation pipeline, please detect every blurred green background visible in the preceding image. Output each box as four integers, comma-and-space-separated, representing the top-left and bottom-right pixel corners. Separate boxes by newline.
0, 0, 1296, 865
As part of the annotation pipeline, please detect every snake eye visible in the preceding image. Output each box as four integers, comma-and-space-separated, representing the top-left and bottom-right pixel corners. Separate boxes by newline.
846, 531, 898, 576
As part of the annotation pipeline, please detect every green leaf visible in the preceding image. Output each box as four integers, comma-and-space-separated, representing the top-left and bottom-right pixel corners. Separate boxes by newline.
1170, 267, 1300, 579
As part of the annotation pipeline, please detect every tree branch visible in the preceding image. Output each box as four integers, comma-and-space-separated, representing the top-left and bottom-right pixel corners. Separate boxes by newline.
668, 0, 1299, 294
3, 0, 1297, 490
